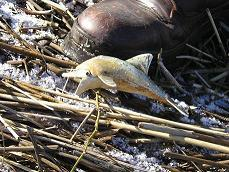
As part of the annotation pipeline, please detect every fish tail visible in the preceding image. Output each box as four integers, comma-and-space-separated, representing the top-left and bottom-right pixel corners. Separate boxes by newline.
166, 98, 189, 117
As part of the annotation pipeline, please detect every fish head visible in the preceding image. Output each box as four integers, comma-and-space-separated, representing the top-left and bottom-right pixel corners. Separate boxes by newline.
62, 61, 92, 79
62, 61, 98, 95
62, 58, 117, 95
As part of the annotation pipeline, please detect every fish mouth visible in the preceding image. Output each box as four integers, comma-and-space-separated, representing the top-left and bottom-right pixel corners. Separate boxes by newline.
62, 69, 89, 82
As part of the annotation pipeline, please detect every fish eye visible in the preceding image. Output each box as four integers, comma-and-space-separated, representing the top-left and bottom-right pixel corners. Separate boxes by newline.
86, 71, 91, 76
103, 71, 108, 75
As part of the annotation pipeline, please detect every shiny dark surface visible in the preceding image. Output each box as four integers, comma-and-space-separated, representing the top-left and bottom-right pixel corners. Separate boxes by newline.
63, 0, 228, 63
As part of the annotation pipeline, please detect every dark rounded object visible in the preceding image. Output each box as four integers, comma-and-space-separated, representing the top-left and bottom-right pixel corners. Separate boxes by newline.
63, 0, 229, 63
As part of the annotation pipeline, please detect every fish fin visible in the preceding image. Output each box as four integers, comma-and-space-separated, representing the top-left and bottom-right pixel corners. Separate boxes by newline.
166, 98, 189, 117
75, 79, 89, 95
98, 75, 117, 88
126, 53, 153, 74
75, 77, 96, 95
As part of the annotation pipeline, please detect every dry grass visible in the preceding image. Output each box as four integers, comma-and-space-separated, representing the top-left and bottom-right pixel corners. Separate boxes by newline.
0, 0, 228, 171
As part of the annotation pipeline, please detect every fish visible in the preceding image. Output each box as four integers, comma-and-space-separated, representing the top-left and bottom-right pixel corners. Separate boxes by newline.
62, 54, 188, 116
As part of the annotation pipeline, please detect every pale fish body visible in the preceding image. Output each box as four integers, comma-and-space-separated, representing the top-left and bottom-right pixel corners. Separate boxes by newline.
62, 54, 188, 116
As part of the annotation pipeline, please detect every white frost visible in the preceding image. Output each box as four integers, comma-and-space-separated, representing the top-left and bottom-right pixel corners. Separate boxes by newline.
107, 137, 168, 172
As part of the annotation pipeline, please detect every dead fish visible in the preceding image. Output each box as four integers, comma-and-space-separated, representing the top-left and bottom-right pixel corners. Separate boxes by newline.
62, 54, 188, 116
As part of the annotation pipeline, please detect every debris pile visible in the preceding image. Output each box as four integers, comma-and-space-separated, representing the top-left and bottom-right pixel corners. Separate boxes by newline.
0, 0, 228, 171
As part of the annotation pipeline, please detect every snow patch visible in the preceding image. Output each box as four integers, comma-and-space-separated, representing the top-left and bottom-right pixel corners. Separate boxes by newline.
200, 116, 223, 127
0, 0, 57, 44
108, 137, 168, 172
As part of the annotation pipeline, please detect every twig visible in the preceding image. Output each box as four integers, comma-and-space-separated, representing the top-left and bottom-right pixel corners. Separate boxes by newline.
186, 43, 216, 60
41, 0, 74, 20
194, 153, 229, 160
158, 55, 188, 94
194, 71, 211, 88
216, 160, 229, 165
17, 111, 71, 121
15, 81, 229, 138
57, 152, 103, 172
1, 128, 5, 164
183, 67, 229, 74
35, 135, 127, 171
210, 72, 229, 82
0, 103, 44, 128
27, 0, 44, 11
2, 80, 54, 111
56, 151, 127, 172
0, 156, 37, 172
3, 78, 58, 101
18, 126, 72, 144
176, 55, 212, 63
0, 114, 19, 140
161, 165, 181, 172
20, 8, 53, 15
93, 129, 119, 138
40, 0, 74, 29
220, 21, 229, 33
31, 40, 55, 57
71, 92, 101, 171
0, 145, 58, 153
138, 122, 194, 137
139, 122, 229, 146
0, 100, 49, 110
109, 120, 229, 154
139, 123, 229, 146
206, 8, 227, 57
49, 42, 64, 54
26, 0, 37, 11
105, 112, 229, 138
174, 142, 203, 172
27, 127, 43, 171
0, 41, 78, 67
0, 92, 90, 114
10, 151, 62, 172
70, 108, 95, 142
203, 110, 229, 122
62, 68, 73, 93
39, 157, 62, 172
0, 19, 37, 52
165, 151, 229, 169
0, 130, 19, 142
